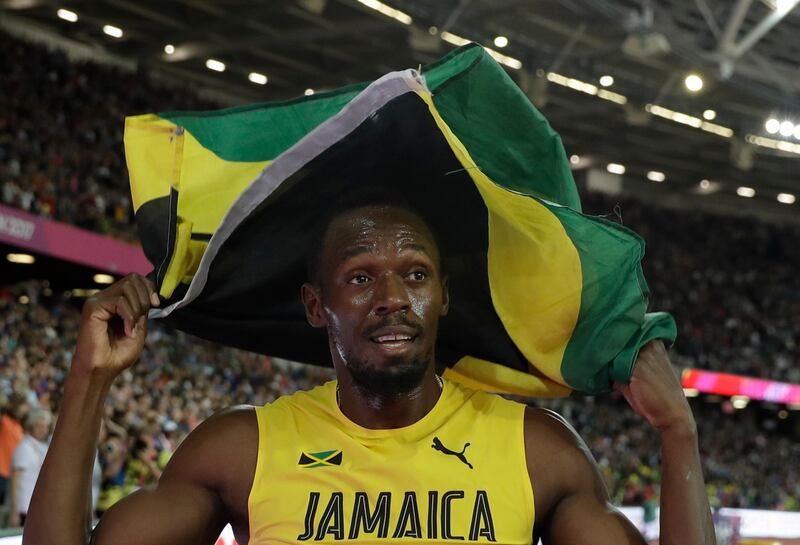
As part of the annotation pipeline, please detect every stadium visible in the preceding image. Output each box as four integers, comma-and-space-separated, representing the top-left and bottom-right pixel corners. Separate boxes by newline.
0, 0, 799, 544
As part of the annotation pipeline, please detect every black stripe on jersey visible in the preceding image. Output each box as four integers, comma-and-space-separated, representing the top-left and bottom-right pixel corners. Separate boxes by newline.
297, 492, 320, 541
349, 492, 392, 539
392, 492, 422, 538
469, 490, 496, 542
315, 492, 344, 540
441, 491, 465, 540
427, 491, 438, 539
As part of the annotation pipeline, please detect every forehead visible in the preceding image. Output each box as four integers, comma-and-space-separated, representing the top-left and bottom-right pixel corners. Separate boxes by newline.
321, 205, 439, 260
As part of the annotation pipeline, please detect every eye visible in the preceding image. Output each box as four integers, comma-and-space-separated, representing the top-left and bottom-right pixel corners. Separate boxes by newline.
407, 270, 427, 282
348, 274, 371, 285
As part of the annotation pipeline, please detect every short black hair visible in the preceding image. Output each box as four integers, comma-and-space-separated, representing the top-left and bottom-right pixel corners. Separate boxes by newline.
305, 186, 443, 286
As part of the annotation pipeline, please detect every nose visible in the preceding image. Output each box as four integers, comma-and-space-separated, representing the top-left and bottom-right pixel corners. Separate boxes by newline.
373, 272, 410, 316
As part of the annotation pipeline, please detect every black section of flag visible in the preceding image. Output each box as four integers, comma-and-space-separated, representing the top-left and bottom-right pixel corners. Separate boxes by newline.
162, 93, 528, 372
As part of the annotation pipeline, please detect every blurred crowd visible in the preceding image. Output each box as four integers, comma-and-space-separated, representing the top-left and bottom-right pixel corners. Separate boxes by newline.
0, 282, 797, 529
0, 31, 215, 240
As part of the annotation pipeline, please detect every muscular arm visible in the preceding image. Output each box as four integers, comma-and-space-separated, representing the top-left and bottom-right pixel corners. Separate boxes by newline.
526, 409, 646, 545
530, 341, 715, 545
22, 274, 257, 545
91, 406, 257, 545
617, 341, 716, 545
25, 370, 256, 545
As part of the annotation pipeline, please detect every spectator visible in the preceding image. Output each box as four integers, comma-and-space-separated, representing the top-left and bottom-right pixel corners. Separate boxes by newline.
9, 408, 52, 527
0, 394, 23, 506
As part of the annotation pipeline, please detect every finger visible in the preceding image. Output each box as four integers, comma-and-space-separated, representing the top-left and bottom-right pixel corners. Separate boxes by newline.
121, 283, 144, 319
144, 277, 160, 307
114, 296, 137, 338
129, 275, 152, 313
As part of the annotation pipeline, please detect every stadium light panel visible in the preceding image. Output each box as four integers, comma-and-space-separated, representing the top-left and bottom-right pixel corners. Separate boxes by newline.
93, 273, 115, 284
777, 193, 796, 204
442, 31, 469, 47
441, 32, 522, 69
606, 163, 625, 175
7, 253, 35, 264
493, 36, 508, 48
356, 0, 412, 25
248, 72, 268, 85
645, 104, 733, 138
775, 0, 799, 14
599, 75, 614, 87
684, 73, 703, 92
736, 186, 756, 198
765, 118, 780, 134
731, 395, 749, 409
547, 72, 627, 104
779, 120, 795, 137
703, 109, 716, 120
746, 134, 800, 155
72, 289, 100, 298
304, 88, 315, 96
164, 44, 175, 55
57, 8, 78, 22
647, 170, 666, 182
206, 59, 226, 72
102, 25, 123, 38
696, 179, 721, 195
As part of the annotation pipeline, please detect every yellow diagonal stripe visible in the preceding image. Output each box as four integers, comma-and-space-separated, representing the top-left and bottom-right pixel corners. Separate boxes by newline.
419, 91, 582, 393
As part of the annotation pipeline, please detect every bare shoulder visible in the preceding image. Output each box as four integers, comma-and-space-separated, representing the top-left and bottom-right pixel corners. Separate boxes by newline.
163, 405, 258, 480
523, 406, 592, 468
92, 406, 260, 545
162, 405, 259, 521
523, 407, 603, 531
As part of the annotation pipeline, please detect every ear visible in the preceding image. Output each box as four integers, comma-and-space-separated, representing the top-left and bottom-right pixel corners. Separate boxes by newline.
301, 283, 328, 328
440, 276, 450, 317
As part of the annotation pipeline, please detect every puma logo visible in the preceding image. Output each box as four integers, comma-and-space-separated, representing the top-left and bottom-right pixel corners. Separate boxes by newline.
431, 436, 473, 469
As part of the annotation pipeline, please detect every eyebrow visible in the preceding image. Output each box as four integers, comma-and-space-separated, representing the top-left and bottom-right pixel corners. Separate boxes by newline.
338, 242, 431, 263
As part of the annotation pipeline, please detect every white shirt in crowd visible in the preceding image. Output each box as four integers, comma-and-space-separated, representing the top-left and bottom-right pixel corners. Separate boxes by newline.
12, 434, 49, 515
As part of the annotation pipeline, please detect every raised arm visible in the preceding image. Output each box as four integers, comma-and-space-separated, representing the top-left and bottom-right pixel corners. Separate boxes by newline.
529, 340, 716, 545
615, 340, 716, 545
22, 274, 252, 545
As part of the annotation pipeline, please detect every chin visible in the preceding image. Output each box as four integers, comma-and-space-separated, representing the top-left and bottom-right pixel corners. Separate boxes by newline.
346, 352, 430, 396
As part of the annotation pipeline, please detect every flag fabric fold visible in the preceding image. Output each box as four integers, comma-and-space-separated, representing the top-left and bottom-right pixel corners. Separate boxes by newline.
124, 43, 676, 397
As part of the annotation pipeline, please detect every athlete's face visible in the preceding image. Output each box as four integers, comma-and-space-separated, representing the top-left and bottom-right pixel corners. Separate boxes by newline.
302, 205, 449, 394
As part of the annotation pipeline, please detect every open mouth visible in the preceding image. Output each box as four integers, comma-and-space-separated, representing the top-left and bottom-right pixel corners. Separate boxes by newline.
367, 326, 419, 351
371, 333, 416, 346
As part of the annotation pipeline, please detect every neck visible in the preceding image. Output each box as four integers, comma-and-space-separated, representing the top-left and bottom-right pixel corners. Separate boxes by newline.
335, 365, 442, 429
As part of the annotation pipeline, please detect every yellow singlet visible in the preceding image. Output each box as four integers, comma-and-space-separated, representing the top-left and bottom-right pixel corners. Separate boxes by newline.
248, 378, 534, 544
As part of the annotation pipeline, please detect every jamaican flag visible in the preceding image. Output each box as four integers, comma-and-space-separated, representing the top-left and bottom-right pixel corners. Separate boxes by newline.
124, 43, 675, 397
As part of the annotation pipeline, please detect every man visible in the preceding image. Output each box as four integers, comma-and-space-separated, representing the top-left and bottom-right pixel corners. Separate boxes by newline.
10, 408, 51, 527
24, 202, 716, 544
0, 394, 24, 508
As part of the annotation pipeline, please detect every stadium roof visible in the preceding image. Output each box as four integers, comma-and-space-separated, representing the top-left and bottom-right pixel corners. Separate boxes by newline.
2, 0, 799, 218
